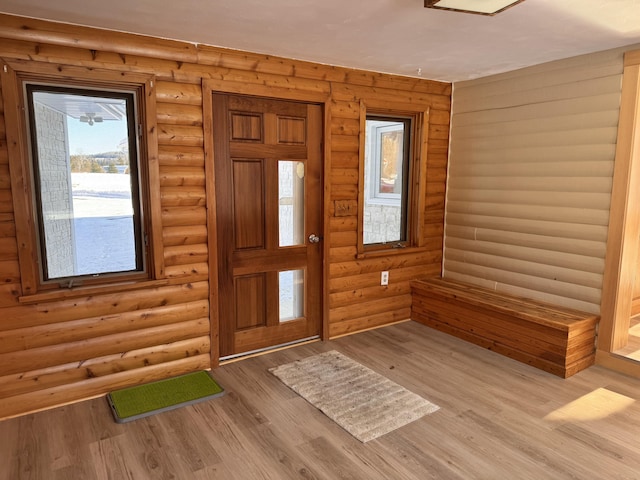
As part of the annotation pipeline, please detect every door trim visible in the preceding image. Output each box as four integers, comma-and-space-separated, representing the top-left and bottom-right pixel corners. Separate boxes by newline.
597, 50, 640, 375
202, 79, 332, 368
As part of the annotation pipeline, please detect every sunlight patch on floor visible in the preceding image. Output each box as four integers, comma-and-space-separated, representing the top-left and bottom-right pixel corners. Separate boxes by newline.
623, 349, 640, 362
624, 321, 640, 360
544, 387, 635, 422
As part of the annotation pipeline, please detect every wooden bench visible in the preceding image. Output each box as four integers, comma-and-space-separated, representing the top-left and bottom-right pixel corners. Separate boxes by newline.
411, 278, 599, 378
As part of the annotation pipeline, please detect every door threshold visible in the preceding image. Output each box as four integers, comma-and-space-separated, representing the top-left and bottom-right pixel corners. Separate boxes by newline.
219, 335, 320, 365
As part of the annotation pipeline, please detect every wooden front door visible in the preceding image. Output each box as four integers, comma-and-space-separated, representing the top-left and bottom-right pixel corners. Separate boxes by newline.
212, 94, 323, 358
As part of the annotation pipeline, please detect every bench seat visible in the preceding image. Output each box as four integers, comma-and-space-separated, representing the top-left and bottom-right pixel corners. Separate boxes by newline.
411, 278, 599, 378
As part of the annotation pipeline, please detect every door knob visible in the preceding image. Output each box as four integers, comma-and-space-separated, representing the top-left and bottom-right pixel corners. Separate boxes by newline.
308, 234, 321, 244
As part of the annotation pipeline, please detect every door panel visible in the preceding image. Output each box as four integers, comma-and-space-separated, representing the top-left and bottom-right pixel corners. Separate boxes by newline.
235, 274, 266, 329
277, 116, 306, 144
232, 159, 265, 249
230, 112, 262, 141
213, 94, 323, 358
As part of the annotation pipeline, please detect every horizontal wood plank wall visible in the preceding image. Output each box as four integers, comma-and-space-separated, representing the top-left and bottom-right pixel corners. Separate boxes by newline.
445, 47, 634, 314
328, 84, 449, 337
0, 14, 450, 418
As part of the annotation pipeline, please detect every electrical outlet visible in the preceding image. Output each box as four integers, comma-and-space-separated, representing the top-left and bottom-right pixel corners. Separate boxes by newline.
381, 271, 389, 286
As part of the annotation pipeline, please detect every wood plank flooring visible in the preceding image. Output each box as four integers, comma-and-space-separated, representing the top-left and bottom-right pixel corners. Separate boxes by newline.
3, 321, 640, 479
615, 316, 640, 361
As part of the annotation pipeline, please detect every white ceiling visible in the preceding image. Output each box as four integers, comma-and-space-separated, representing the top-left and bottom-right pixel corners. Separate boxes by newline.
1, 0, 640, 82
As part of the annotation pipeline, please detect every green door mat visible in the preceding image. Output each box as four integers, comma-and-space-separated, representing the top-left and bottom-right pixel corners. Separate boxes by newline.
107, 371, 224, 423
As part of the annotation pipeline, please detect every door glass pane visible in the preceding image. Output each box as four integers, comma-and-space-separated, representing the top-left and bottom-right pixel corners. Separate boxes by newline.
279, 160, 305, 247
279, 269, 304, 321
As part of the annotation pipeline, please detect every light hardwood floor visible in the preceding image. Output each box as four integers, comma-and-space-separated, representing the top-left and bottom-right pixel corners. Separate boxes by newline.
616, 316, 640, 361
3, 321, 640, 479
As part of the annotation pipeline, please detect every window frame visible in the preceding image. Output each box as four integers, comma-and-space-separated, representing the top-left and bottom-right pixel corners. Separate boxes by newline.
357, 101, 429, 257
366, 118, 411, 205
25, 83, 145, 284
1, 59, 164, 298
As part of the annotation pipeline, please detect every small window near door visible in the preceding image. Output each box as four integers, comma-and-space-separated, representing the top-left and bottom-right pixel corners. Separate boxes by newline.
363, 114, 413, 247
24, 84, 146, 286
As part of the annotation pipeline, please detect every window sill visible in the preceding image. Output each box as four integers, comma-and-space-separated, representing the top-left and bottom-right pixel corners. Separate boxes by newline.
18, 278, 171, 305
356, 244, 428, 260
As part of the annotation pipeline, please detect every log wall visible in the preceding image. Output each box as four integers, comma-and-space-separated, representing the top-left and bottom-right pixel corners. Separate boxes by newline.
0, 14, 450, 418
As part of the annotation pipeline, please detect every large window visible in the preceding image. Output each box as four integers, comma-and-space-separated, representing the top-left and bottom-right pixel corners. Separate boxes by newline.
1, 62, 161, 295
25, 85, 144, 285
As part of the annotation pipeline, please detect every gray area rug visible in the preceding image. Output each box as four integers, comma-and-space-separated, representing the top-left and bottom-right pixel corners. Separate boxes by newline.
269, 350, 440, 442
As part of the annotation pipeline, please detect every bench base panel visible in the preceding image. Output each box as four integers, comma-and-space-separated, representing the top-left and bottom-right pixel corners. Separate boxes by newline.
411, 279, 598, 378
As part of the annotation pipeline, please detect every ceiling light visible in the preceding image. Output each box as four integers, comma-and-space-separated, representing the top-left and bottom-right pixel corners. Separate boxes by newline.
424, 0, 525, 15
79, 112, 103, 126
